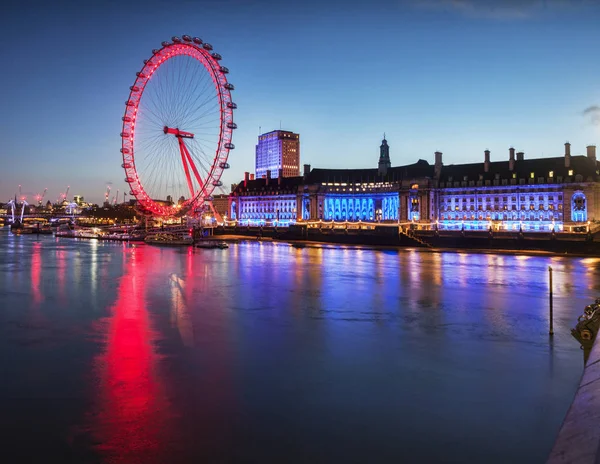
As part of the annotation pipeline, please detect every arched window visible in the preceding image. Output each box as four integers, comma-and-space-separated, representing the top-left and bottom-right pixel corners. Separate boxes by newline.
571, 192, 587, 222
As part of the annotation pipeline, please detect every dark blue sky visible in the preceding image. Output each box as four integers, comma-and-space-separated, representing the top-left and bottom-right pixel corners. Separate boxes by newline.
1, 0, 599, 203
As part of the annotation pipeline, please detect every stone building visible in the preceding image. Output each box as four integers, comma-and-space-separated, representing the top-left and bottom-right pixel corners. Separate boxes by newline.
229, 139, 600, 233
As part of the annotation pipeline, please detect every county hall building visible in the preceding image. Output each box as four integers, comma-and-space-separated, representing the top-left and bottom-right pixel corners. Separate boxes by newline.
229, 138, 600, 233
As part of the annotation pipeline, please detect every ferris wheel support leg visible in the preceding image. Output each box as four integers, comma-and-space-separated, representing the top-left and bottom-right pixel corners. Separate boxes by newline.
178, 136, 195, 199
180, 140, 206, 196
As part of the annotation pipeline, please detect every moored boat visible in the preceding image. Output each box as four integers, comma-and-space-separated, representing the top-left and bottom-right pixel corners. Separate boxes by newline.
145, 233, 193, 246
195, 240, 228, 249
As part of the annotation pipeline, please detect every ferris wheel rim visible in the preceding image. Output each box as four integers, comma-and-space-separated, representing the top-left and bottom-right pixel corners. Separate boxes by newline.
120, 36, 234, 217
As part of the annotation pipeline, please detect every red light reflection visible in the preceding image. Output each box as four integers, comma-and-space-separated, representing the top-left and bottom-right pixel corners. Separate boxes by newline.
31, 242, 42, 305
92, 248, 171, 462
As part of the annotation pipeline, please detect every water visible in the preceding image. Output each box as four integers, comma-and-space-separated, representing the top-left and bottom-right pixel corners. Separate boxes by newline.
1, 230, 597, 463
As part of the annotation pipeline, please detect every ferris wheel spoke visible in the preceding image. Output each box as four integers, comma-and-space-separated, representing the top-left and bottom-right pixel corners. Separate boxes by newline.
185, 92, 219, 122
179, 68, 209, 122
188, 139, 216, 176
180, 77, 215, 124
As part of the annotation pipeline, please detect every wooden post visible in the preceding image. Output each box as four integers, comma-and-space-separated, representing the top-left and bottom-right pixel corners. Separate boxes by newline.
549, 266, 554, 336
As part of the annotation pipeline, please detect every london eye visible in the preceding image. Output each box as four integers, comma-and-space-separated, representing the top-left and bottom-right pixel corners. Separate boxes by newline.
120, 35, 236, 217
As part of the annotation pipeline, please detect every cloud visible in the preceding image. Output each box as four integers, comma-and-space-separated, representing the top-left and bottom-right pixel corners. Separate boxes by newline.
583, 105, 600, 126
413, 0, 593, 20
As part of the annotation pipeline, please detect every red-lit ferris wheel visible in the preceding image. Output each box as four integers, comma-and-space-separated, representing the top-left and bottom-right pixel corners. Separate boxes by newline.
120, 35, 236, 217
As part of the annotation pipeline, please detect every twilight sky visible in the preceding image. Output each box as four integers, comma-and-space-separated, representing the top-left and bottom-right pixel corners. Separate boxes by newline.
1, 0, 599, 204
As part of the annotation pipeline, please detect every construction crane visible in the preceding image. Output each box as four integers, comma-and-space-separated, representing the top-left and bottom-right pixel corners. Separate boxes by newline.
36, 188, 48, 206
58, 185, 70, 203
113, 189, 119, 205
104, 185, 111, 205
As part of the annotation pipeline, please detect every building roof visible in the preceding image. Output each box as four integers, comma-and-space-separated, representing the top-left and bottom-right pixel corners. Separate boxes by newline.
233, 175, 306, 195
232, 153, 599, 196
438, 155, 599, 183
307, 159, 433, 184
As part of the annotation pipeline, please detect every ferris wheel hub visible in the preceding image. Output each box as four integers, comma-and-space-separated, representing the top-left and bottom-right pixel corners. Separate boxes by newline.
163, 126, 194, 138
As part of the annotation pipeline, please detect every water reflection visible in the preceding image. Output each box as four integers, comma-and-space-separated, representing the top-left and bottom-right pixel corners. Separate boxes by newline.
31, 241, 41, 305
170, 273, 194, 347
90, 246, 171, 463
2, 234, 600, 464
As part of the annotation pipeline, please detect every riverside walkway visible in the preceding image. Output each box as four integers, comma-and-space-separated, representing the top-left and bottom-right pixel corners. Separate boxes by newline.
548, 323, 600, 463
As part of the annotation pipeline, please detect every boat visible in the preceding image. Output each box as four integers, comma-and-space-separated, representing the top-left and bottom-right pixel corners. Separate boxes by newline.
195, 240, 228, 249
145, 233, 193, 246
35, 224, 54, 234
11, 226, 33, 235
55, 224, 76, 237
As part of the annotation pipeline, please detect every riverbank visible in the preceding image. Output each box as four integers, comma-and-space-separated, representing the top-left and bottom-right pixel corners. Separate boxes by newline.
214, 223, 600, 257
213, 234, 600, 258
547, 322, 600, 463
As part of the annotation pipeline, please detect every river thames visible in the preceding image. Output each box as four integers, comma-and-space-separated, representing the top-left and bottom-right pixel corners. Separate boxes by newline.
1, 231, 598, 463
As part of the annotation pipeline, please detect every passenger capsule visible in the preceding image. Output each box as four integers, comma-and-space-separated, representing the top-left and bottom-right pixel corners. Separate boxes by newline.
120, 132, 130, 138
136, 72, 146, 78
211, 52, 222, 61
122, 116, 131, 122
219, 162, 230, 169
193, 37, 203, 44
212, 180, 223, 187
227, 102, 237, 109
202, 43, 213, 51
224, 143, 235, 149
121, 162, 132, 168
120, 149, 130, 154
227, 122, 237, 129
152, 49, 160, 55
204, 196, 214, 202
129, 191, 137, 196
130, 86, 140, 92
172, 36, 181, 43
219, 66, 229, 74
161, 41, 170, 47
182, 35, 192, 42
224, 83, 234, 90
125, 101, 135, 106
124, 177, 134, 183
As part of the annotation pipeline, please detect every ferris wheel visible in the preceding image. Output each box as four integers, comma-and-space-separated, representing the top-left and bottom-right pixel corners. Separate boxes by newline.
120, 35, 236, 217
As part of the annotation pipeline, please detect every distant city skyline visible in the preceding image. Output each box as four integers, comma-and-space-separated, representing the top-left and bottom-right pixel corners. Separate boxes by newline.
1, 0, 600, 204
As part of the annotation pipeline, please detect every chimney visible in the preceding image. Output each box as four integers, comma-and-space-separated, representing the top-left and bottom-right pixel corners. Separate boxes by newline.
244, 171, 249, 187
278, 168, 283, 185
516, 151, 524, 161
434, 151, 443, 178
303, 164, 311, 178
508, 147, 515, 171
587, 145, 596, 162
565, 142, 571, 168
484, 150, 490, 173
266, 170, 271, 186
250, 173, 255, 180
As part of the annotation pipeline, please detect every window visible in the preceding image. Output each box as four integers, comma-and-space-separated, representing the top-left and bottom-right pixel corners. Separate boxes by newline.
530, 172, 535, 179
512, 173, 517, 179
568, 170, 574, 176
549, 171, 554, 177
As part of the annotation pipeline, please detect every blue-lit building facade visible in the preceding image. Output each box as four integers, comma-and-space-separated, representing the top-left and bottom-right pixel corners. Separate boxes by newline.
255, 130, 300, 179
229, 139, 600, 233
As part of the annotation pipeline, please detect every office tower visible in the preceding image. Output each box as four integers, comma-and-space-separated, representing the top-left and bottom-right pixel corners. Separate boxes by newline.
255, 130, 300, 179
